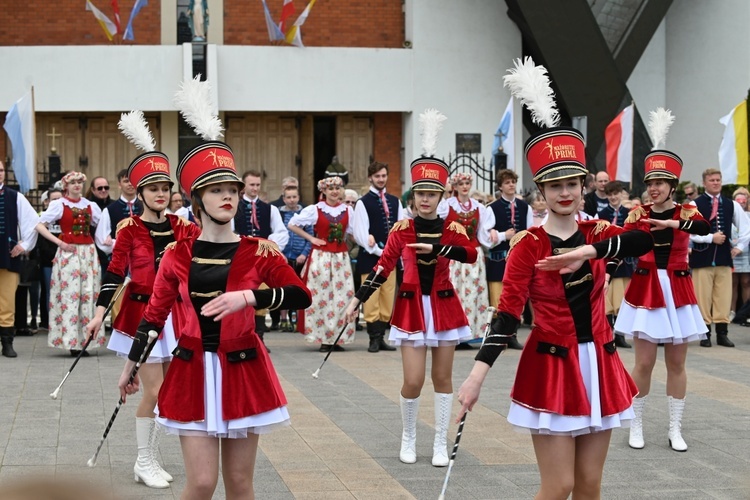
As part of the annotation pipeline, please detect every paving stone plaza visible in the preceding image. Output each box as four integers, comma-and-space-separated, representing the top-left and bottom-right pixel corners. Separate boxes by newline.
1, 326, 748, 499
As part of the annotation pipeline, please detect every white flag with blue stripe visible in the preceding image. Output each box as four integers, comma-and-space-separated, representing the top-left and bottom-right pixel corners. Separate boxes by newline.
3, 91, 36, 193
492, 99, 514, 170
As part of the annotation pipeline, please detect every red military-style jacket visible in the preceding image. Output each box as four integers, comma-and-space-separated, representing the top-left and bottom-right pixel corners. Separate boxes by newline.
375, 219, 478, 333
144, 236, 311, 423
622, 203, 706, 309
107, 214, 201, 338
498, 221, 637, 417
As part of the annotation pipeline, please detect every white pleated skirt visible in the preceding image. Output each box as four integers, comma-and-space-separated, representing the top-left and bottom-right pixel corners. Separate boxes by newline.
508, 342, 634, 437
156, 352, 290, 439
107, 312, 177, 364
388, 295, 472, 348
615, 269, 708, 344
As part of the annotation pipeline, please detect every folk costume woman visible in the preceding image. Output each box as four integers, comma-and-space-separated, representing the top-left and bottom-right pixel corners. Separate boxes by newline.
457, 59, 653, 499
287, 176, 356, 352
36, 171, 102, 355
438, 172, 496, 344
119, 77, 312, 500
86, 111, 201, 489
345, 109, 478, 467
614, 109, 710, 452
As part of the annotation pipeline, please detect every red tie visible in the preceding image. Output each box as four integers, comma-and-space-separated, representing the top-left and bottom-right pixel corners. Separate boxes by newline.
251, 200, 259, 229
612, 210, 618, 225
710, 196, 719, 226
509, 201, 516, 229
127, 201, 134, 217
379, 190, 390, 220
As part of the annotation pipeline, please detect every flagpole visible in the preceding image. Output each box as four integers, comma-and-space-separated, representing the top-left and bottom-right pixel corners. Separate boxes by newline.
31, 85, 37, 191
745, 89, 749, 184
630, 100, 635, 192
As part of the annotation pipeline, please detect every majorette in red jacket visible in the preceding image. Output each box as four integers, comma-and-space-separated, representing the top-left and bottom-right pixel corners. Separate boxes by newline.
143, 237, 311, 423
498, 221, 638, 417
107, 214, 201, 338
622, 203, 706, 309
374, 219, 478, 334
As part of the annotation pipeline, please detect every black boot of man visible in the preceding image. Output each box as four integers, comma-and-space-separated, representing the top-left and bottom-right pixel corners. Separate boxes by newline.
715, 323, 735, 347
376, 321, 396, 351
607, 314, 631, 348
1, 327, 17, 358
700, 324, 712, 347
367, 323, 380, 353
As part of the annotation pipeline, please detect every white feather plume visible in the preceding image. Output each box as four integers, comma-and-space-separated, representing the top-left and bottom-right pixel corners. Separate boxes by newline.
419, 108, 447, 157
118, 110, 155, 152
648, 107, 675, 150
503, 57, 560, 128
173, 75, 224, 141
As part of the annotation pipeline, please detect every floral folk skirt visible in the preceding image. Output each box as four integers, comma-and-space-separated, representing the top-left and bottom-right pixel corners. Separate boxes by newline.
300, 249, 355, 346
448, 246, 491, 340
47, 244, 102, 351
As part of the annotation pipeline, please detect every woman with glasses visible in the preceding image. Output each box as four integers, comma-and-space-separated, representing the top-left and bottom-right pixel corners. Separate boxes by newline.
682, 182, 698, 203
36, 172, 103, 356
167, 191, 184, 214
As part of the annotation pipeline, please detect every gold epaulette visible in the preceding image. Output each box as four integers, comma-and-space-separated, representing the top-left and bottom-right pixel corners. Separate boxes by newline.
389, 219, 410, 233
509, 230, 538, 251
115, 216, 137, 237
593, 220, 611, 235
447, 221, 468, 238
176, 215, 193, 226
625, 205, 647, 224
680, 204, 698, 220
255, 239, 282, 258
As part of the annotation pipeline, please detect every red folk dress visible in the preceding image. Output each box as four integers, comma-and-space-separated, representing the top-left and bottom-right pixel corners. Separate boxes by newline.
288, 202, 356, 346
41, 197, 103, 351
439, 198, 492, 340
105, 214, 201, 362
498, 221, 638, 435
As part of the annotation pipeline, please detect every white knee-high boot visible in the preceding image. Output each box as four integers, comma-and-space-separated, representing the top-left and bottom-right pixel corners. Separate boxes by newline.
668, 396, 688, 452
134, 417, 170, 488
399, 395, 419, 464
148, 420, 173, 482
629, 396, 647, 449
432, 393, 453, 467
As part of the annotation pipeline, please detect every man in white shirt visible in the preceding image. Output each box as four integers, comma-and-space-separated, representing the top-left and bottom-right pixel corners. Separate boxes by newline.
689, 168, 750, 347
233, 170, 289, 345
0, 162, 39, 357
353, 162, 405, 352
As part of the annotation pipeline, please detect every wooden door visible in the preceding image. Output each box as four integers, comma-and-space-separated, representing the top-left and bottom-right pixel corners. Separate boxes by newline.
86, 115, 160, 184
33, 114, 160, 189
225, 115, 298, 202
336, 115, 373, 194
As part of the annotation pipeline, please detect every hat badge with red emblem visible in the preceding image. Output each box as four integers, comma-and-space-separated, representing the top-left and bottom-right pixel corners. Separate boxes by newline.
174, 76, 244, 196
504, 57, 588, 184
410, 108, 450, 192
119, 110, 173, 189
644, 107, 682, 182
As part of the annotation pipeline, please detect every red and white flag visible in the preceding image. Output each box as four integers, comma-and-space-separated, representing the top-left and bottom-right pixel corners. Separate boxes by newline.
111, 0, 121, 34
605, 104, 634, 183
279, 0, 295, 35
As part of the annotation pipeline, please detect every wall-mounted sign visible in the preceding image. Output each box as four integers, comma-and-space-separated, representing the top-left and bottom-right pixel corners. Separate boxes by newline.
456, 133, 481, 154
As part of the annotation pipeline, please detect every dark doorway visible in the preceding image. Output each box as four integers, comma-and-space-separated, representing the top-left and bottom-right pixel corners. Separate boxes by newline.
313, 116, 336, 199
